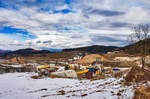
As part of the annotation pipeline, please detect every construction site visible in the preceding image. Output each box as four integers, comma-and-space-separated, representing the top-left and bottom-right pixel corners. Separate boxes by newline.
1, 0, 150, 98
1, 51, 150, 99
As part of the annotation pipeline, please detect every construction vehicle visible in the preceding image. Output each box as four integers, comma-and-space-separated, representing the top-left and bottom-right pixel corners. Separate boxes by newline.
37, 65, 50, 70
77, 69, 89, 75
37, 65, 58, 77
35, 63, 103, 79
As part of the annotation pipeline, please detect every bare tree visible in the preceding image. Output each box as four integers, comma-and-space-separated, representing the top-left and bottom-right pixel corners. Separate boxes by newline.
128, 24, 150, 69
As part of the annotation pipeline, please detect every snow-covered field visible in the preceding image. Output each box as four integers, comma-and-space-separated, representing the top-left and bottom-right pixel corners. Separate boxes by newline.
0, 72, 134, 99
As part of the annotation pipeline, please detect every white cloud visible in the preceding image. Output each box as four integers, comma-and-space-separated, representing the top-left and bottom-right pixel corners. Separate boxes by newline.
123, 7, 149, 24
0, 0, 150, 50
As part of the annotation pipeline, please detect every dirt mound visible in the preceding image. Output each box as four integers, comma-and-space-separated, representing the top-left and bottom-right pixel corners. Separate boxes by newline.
75, 54, 108, 65
5, 57, 25, 64
134, 85, 150, 99
125, 66, 150, 83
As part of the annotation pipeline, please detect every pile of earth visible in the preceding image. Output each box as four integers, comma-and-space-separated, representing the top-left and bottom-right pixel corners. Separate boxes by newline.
134, 85, 150, 99
125, 66, 150, 83
2, 56, 28, 64
75, 54, 109, 65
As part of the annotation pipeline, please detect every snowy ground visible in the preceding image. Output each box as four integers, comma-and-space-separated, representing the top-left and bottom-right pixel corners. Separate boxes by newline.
0, 72, 134, 99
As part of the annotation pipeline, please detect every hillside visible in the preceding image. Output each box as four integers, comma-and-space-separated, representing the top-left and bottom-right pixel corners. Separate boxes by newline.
63, 38, 150, 55
123, 38, 150, 55
2, 45, 122, 59
63, 45, 121, 54
3, 48, 51, 58
1, 48, 84, 64
2, 38, 150, 60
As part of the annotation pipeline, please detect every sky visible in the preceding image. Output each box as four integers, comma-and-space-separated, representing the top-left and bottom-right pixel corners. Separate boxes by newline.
0, 0, 150, 50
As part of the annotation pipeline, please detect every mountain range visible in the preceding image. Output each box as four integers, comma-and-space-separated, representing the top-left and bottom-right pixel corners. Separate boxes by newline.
1, 38, 150, 58
63, 45, 122, 54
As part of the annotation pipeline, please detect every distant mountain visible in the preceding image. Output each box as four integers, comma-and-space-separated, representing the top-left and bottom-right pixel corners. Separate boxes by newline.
0, 49, 11, 54
47, 49, 62, 52
1, 45, 122, 59
62, 45, 122, 54
40, 47, 62, 52
3, 48, 51, 58
63, 38, 150, 55
3, 39, 150, 60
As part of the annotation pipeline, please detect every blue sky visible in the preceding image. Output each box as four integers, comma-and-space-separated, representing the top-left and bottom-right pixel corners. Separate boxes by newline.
0, 0, 150, 50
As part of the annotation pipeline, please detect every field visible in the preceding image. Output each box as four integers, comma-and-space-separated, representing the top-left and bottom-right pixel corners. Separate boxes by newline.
0, 72, 135, 99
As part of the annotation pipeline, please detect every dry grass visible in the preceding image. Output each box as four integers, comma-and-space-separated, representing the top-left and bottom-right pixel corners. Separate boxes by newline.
134, 85, 150, 99
125, 66, 150, 83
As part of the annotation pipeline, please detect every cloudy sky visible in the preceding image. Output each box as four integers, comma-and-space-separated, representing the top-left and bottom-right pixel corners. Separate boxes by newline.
0, 0, 150, 50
